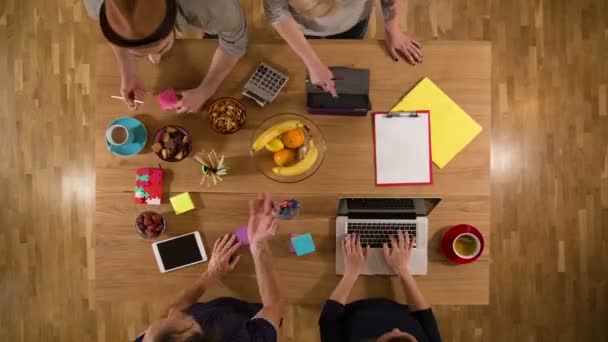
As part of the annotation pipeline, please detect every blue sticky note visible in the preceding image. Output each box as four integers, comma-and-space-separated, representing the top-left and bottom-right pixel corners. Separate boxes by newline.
291, 233, 315, 256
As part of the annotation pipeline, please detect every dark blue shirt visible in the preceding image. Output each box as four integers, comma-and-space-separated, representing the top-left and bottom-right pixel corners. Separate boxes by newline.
135, 297, 277, 342
319, 299, 441, 342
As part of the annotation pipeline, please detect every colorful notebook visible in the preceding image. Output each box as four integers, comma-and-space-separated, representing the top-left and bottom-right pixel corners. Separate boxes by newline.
391, 78, 482, 169
135, 167, 163, 205
373, 111, 432, 186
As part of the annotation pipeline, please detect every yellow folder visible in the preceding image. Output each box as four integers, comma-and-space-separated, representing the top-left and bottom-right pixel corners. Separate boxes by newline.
391, 77, 482, 169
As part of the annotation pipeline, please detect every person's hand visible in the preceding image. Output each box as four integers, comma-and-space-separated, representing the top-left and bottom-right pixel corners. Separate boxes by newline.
342, 234, 369, 277
383, 231, 416, 276
175, 86, 213, 113
120, 72, 145, 110
248, 193, 278, 251
307, 61, 338, 97
206, 233, 241, 280
384, 27, 423, 65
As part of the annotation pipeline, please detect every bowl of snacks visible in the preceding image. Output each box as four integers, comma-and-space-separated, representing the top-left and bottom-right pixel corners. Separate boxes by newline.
135, 211, 166, 239
208, 97, 247, 134
250, 113, 326, 183
152, 126, 192, 162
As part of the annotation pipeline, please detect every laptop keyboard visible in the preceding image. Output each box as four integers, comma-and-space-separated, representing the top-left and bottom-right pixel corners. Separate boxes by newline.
347, 222, 417, 248
347, 198, 415, 210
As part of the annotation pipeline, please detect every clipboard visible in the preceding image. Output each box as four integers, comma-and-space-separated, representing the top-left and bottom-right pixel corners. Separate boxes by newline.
391, 78, 482, 168
372, 111, 433, 186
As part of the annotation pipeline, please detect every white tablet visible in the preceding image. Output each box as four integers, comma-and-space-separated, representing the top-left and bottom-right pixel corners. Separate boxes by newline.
152, 231, 208, 273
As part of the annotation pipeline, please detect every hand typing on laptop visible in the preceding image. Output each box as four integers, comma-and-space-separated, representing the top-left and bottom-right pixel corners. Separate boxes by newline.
319, 232, 442, 342
383, 231, 417, 277
342, 234, 369, 277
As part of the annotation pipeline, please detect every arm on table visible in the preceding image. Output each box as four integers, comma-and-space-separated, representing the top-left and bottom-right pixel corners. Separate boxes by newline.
271, 17, 337, 96
250, 241, 285, 327
199, 48, 239, 93
399, 272, 442, 342
319, 234, 368, 342
176, 47, 240, 113
398, 271, 429, 312
110, 44, 145, 109
159, 272, 218, 317
385, 232, 441, 341
176, 0, 247, 113
159, 234, 241, 317
380, 0, 423, 64
248, 193, 285, 328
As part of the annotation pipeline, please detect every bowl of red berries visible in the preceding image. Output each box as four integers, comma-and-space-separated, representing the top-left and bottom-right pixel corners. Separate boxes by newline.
135, 211, 166, 239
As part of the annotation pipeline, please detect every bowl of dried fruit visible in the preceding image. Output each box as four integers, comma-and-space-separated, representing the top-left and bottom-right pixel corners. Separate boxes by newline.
152, 126, 192, 162
135, 211, 166, 239
207, 97, 247, 134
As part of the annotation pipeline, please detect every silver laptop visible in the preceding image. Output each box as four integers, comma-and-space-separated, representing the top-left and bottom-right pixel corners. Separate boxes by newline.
336, 197, 441, 276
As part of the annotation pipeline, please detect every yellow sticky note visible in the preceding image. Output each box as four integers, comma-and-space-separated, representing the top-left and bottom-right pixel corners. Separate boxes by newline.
391, 78, 483, 169
170, 192, 195, 215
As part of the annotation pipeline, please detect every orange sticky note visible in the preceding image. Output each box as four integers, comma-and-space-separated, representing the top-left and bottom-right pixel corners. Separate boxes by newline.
170, 192, 194, 215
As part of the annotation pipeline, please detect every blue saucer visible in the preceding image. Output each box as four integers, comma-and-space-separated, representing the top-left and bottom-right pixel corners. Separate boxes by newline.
105, 117, 147, 156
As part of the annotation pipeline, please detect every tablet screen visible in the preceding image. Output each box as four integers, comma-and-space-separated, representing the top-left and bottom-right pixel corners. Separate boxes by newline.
307, 94, 370, 109
156, 233, 204, 271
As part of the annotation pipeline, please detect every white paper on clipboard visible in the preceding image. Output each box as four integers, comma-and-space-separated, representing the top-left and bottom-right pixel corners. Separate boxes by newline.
373, 111, 432, 186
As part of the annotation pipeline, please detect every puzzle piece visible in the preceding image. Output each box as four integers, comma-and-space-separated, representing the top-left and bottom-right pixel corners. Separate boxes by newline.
136, 174, 150, 182
235, 226, 249, 246
291, 233, 315, 256
156, 88, 179, 110
170, 192, 195, 215
136, 181, 151, 188
146, 197, 161, 205
135, 186, 146, 198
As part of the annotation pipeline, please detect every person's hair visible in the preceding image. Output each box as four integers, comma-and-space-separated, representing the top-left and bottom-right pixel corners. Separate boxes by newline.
154, 331, 211, 342
151, 320, 220, 342
289, 0, 341, 18
386, 337, 416, 342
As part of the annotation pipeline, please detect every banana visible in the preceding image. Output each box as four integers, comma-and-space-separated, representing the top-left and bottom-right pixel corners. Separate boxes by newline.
252, 120, 303, 152
272, 140, 318, 177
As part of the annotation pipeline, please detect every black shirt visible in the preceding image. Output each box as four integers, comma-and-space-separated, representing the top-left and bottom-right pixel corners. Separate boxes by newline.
319, 299, 441, 342
134, 298, 277, 342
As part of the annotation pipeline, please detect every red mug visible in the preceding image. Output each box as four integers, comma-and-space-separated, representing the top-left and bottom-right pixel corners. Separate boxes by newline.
441, 224, 484, 264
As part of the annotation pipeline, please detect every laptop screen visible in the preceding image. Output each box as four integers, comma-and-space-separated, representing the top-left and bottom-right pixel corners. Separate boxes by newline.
338, 198, 441, 217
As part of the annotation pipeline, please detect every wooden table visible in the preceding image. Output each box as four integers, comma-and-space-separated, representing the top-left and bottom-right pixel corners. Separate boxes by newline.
95, 40, 491, 305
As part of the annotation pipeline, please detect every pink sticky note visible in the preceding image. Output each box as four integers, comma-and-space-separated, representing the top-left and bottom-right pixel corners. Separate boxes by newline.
156, 89, 179, 110
235, 226, 249, 246
289, 233, 302, 253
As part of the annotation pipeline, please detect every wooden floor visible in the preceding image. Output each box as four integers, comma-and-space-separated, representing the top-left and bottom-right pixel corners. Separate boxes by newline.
0, 0, 606, 340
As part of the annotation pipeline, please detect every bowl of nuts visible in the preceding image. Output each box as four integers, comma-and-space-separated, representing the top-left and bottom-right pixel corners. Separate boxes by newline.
135, 211, 166, 239
152, 126, 192, 162
207, 97, 247, 134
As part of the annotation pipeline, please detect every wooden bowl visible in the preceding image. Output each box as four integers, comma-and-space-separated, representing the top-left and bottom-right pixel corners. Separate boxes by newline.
152, 126, 192, 162
207, 97, 247, 134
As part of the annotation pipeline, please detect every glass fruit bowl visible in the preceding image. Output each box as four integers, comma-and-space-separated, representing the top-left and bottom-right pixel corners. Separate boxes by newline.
250, 113, 326, 183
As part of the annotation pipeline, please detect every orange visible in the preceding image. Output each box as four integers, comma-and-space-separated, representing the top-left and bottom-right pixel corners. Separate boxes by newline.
273, 149, 296, 167
281, 128, 306, 149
